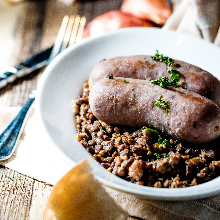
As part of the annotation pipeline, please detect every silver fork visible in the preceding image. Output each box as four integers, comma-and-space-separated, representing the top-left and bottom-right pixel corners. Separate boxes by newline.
0, 15, 86, 160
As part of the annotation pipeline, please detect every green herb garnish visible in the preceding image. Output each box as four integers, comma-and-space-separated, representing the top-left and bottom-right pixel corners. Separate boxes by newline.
154, 152, 163, 159
151, 50, 173, 66
151, 50, 180, 88
161, 139, 171, 147
167, 67, 180, 86
151, 76, 171, 88
167, 153, 170, 161
157, 137, 163, 144
146, 127, 159, 135
151, 76, 180, 88
153, 96, 169, 113
157, 138, 171, 147
122, 79, 129, 83
108, 75, 114, 79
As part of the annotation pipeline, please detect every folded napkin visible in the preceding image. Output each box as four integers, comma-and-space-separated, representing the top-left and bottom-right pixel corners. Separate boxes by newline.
1, 1, 220, 219
0, 106, 72, 185
164, 0, 220, 45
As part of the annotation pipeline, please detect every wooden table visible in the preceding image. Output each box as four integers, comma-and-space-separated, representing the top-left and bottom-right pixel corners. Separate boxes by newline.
0, 1, 124, 219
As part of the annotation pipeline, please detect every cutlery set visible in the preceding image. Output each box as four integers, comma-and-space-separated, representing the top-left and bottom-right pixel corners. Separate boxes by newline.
0, 15, 86, 160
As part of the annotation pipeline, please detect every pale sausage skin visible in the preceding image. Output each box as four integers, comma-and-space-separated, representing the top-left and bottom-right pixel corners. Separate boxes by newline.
88, 55, 220, 106
89, 77, 220, 144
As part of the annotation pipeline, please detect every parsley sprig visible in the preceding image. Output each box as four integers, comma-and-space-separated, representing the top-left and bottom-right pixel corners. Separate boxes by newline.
122, 79, 129, 83
167, 67, 180, 86
151, 76, 171, 88
151, 50, 180, 88
153, 96, 169, 113
151, 50, 173, 66
154, 152, 163, 159
157, 137, 171, 147
108, 75, 114, 79
145, 127, 159, 135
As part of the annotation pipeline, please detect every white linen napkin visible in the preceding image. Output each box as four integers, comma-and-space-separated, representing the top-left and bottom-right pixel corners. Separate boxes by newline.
165, 0, 220, 45
0, 105, 72, 185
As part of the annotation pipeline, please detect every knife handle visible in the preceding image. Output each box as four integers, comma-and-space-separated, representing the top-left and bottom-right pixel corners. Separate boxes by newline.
0, 90, 36, 160
0, 46, 53, 89
0, 61, 47, 89
0, 65, 28, 88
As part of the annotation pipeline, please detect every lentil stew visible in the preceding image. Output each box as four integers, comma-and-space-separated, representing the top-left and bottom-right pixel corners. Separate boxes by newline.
72, 82, 220, 188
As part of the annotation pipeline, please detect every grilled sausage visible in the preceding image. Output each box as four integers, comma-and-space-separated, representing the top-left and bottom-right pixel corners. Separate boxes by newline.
88, 55, 220, 106
89, 77, 220, 144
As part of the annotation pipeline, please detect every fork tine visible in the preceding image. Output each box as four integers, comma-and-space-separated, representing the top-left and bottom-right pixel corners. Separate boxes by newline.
47, 15, 69, 63
61, 16, 75, 51
75, 17, 86, 43
69, 16, 80, 45
69, 16, 86, 45
76, 17, 86, 42
49, 15, 86, 61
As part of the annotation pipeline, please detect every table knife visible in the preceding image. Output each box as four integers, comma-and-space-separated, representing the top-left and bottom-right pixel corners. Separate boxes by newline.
0, 46, 53, 89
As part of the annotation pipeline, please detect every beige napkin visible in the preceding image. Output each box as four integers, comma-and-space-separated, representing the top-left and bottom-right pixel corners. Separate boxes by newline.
164, 0, 220, 45
0, 106, 72, 185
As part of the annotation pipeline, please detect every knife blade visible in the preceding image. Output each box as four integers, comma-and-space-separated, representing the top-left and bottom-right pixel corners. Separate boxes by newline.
0, 46, 53, 89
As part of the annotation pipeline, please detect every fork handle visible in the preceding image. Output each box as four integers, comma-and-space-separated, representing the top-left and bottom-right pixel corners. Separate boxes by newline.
0, 92, 35, 160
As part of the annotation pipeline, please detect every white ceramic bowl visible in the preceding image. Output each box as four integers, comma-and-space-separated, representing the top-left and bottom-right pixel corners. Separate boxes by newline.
36, 27, 220, 200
